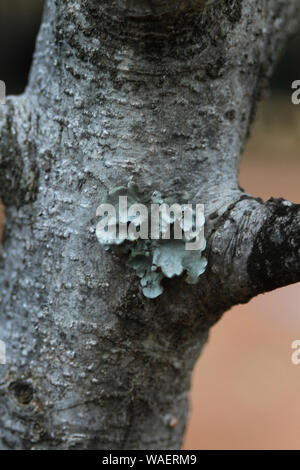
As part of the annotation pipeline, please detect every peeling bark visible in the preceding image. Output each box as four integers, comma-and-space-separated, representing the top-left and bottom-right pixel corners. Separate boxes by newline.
0, 0, 299, 450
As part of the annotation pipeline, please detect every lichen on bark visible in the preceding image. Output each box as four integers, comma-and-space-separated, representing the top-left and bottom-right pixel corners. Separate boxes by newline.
0, 0, 299, 450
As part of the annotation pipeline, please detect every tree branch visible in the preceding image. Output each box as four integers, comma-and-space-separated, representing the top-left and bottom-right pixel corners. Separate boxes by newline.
247, 198, 300, 295
207, 195, 300, 308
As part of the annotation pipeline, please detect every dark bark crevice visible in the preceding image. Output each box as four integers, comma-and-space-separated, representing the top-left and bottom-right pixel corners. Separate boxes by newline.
0, 97, 39, 208
248, 198, 300, 294
124, 0, 221, 19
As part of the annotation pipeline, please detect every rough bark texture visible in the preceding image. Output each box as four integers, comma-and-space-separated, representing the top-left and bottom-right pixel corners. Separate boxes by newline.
0, 0, 299, 450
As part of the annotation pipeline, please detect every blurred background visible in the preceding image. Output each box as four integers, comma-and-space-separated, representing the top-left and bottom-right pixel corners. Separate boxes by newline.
0, 0, 300, 450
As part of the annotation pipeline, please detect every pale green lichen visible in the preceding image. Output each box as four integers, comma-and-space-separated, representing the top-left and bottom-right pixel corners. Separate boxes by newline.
96, 184, 207, 299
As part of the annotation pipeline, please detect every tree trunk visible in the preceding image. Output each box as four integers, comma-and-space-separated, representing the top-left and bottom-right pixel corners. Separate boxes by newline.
0, 0, 299, 450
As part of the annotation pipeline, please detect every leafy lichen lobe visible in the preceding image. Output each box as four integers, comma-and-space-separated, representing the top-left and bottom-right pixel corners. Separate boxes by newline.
96, 184, 207, 298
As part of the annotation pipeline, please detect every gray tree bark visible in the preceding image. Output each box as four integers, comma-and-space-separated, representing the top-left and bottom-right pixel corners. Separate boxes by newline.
0, 0, 299, 450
